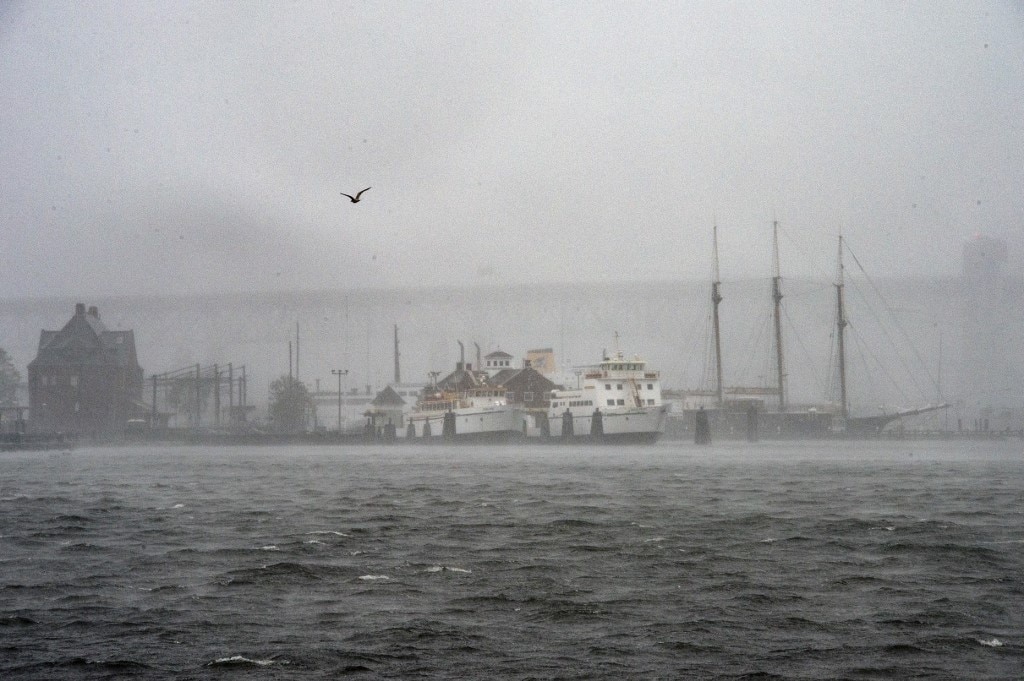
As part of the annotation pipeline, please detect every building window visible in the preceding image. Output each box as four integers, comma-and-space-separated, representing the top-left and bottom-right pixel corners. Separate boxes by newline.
523, 392, 534, 402
607, 399, 615, 406
616, 384, 622, 390
70, 376, 78, 387
648, 384, 653, 390
507, 392, 516, 403
617, 399, 625, 405
648, 399, 655, 405
605, 384, 611, 390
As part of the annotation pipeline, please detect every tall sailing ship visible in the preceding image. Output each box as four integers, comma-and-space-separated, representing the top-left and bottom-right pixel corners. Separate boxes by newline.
673, 223, 946, 439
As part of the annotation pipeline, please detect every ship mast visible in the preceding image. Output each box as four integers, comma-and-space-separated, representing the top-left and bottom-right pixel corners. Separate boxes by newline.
711, 223, 724, 408
771, 220, 787, 412
835, 234, 848, 420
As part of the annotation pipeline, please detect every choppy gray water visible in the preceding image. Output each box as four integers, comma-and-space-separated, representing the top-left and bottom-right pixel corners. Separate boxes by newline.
1, 440, 1022, 679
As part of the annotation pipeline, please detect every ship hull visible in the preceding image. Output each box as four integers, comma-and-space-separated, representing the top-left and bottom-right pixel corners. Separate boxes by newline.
668, 408, 835, 440
541, 406, 667, 443
407, 406, 522, 441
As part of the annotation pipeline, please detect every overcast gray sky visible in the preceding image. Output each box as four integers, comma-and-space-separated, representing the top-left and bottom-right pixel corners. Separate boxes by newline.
1, 1, 1021, 297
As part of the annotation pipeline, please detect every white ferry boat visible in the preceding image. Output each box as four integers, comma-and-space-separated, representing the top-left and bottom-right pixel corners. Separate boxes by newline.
545, 351, 667, 443
406, 386, 522, 441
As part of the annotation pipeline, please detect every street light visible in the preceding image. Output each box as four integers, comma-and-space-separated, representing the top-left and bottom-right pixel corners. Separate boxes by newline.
331, 369, 348, 432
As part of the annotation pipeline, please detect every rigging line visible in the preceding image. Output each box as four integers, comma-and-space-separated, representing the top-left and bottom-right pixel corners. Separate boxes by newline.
680, 295, 711, 390
782, 304, 828, 401
731, 307, 764, 387
720, 278, 775, 290
741, 310, 773, 388
845, 241, 940, 393
843, 274, 933, 395
775, 221, 835, 282
696, 307, 715, 391
845, 275, 935, 400
848, 322, 913, 406
826, 323, 838, 404
783, 283, 833, 300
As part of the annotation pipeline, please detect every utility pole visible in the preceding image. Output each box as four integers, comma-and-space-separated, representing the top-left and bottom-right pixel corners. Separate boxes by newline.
332, 369, 348, 432
228, 363, 234, 425
195, 364, 201, 428
394, 325, 401, 384
214, 364, 220, 426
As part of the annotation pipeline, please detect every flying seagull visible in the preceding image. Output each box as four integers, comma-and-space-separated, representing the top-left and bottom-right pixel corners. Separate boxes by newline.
341, 187, 371, 203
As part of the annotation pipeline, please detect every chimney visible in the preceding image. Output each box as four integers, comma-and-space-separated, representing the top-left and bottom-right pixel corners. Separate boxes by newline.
88, 306, 99, 318
75, 303, 85, 315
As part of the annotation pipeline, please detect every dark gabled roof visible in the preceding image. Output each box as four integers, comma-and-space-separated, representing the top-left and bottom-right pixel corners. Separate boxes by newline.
437, 366, 482, 391
489, 368, 521, 386
485, 350, 514, 359
38, 330, 58, 352
372, 385, 407, 406
496, 366, 558, 392
30, 305, 140, 369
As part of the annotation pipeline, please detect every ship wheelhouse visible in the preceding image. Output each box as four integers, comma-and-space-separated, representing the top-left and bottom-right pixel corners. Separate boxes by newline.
550, 352, 662, 414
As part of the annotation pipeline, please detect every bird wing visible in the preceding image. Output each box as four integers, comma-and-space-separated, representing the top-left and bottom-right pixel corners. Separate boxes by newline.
355, 187, 371, 199
340, 192, 355, 201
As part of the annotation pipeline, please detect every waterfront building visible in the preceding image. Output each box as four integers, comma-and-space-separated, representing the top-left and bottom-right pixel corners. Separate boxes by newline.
28, 303, 145, 436
490, 362, 557, 411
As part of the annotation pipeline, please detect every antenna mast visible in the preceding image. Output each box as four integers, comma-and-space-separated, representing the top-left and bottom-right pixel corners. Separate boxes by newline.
771, 220, 787, 412
711, 223, 724, 408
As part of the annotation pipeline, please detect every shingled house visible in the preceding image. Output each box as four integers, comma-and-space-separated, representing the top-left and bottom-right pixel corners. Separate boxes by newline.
490, 362, 558, 411
28, 303, 145, 437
